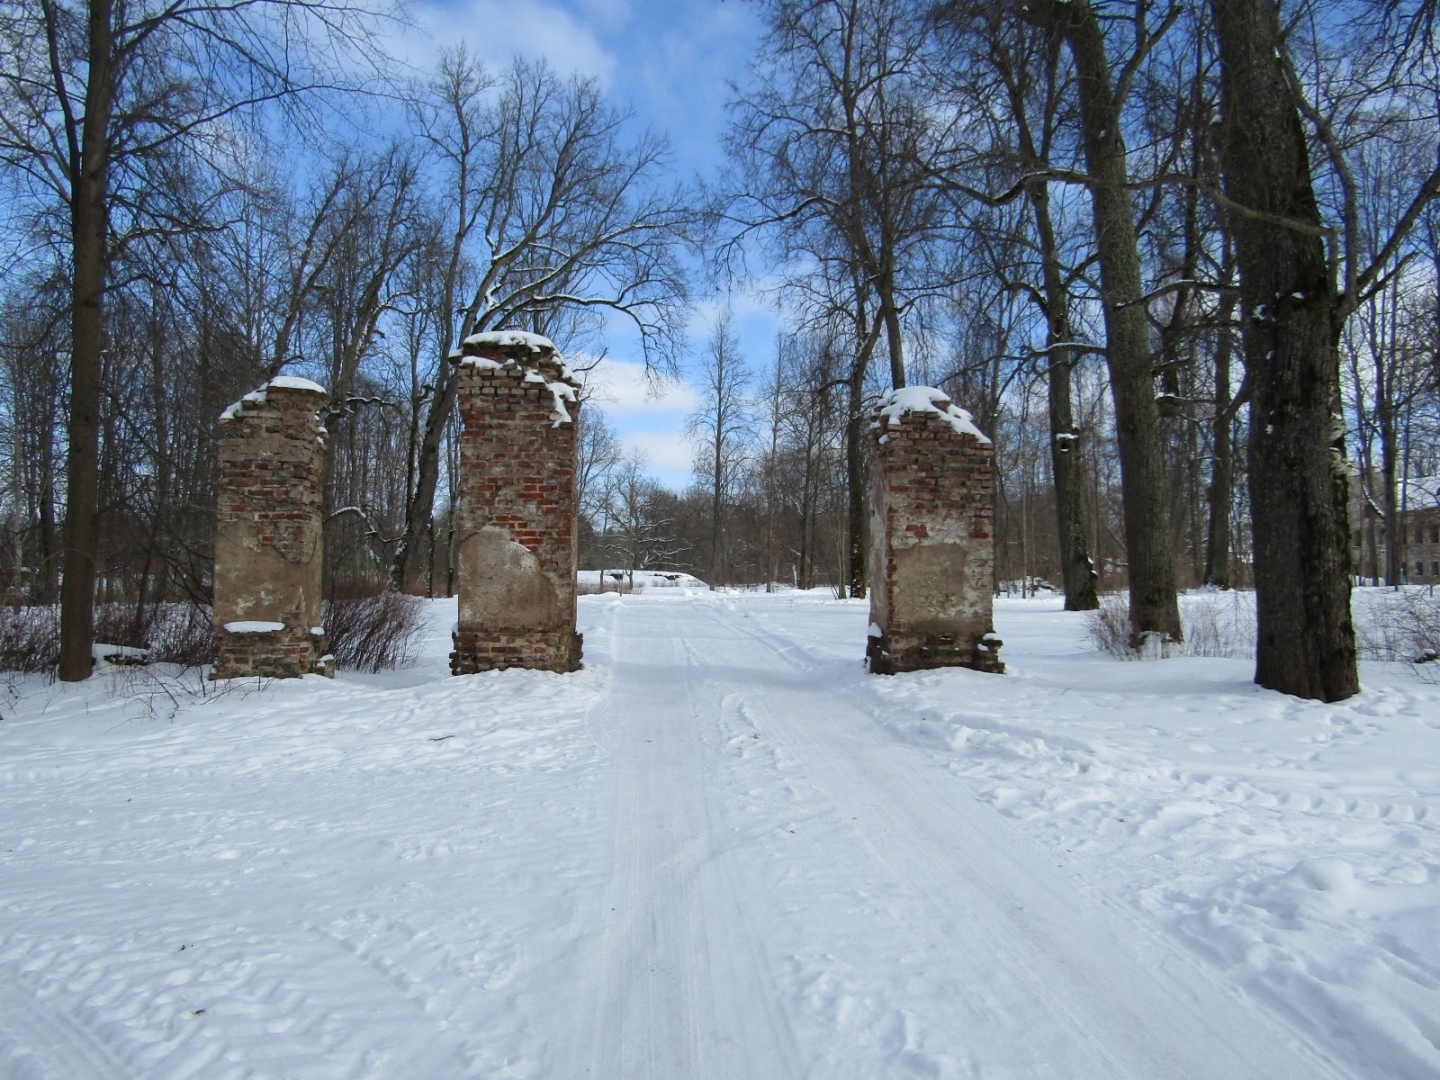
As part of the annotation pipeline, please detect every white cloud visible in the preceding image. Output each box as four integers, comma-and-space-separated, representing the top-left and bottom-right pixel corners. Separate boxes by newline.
574, 0, 633, 28
579, 357, 701, 416
576, 356, 699, 491
402, 0, 619, 84
624, 429, 696, 488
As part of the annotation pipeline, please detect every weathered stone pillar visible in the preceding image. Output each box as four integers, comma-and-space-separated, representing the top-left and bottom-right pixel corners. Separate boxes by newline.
867, 387, 1004, 675
212, 377, 333, 680
450, 330, 582, 674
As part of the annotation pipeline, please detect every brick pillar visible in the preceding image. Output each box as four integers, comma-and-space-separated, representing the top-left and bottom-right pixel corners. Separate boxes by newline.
867, 387, 1004, 675
450, 330, 582, 674
212, 377, 332, 679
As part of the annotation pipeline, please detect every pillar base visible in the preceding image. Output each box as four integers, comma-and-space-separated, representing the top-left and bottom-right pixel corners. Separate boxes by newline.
211, 625, 333, 680
450, 628, 583, 675
866, 630, 1004, 675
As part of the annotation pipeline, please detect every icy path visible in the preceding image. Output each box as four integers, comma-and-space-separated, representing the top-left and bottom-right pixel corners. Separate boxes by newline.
4, 589, 1433, 1077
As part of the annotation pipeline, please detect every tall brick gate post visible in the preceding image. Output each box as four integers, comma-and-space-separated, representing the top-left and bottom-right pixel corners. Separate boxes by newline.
212, 377, 333, 679
867, 387, 1004, 675
450, 330, 583, 674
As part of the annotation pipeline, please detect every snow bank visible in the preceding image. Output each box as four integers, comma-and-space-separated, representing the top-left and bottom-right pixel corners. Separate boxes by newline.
577, 569, 708, 591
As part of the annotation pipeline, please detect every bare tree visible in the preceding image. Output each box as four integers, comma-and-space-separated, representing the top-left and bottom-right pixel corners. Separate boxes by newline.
721, 0, 978, 596
0, 0, 397, 679
1209, 0, 1440, 697
603, 451, 677, 587
1016, 0, 1184, 646
724, 0, 963, 390
1210, 0, 1359, 699
0, 283, 67, 603
931, 3, 1100, 610
390, 52, 692, 591
575, 406, 623, 529
686, 310, 755, 585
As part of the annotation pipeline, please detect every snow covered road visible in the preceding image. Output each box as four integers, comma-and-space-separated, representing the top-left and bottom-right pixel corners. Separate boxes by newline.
570, 597, 1349, 1080
3, 589, 1436, 1078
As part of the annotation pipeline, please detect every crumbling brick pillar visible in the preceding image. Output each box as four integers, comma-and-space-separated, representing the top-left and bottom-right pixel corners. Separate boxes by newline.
867, 387, 1004, 675
450, 330, 582, 675
212, 377, 333, 680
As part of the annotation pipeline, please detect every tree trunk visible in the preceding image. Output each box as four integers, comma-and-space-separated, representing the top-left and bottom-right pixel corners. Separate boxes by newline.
1047, 352, 1098, 609
799, 457, 814, 590
38, 433, 59, 604
1380, 399, 1401, 586
845, 366, 866, 600
1029, 0, 1181, 645
711, 425, 723, 585
881, 285, 906, 391
1030, 182, 1098, 610
1203, 290, 1236, 588
58, 0, 116, 681
1211, 0, 1358, 701
392, 364, 458, 592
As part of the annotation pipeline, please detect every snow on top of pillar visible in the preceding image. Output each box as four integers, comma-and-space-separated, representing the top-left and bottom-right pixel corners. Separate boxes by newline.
463, 329, 556, 353
219, 376, 328, 422
267, 375, 329, 396
223, 620, 286, 634
876, 386, 991, 444
458, 331, 579, 425
459, 330, 576, 381
219, 389, 268, 422
546, 379, 578, 427
518, 367, 580, 427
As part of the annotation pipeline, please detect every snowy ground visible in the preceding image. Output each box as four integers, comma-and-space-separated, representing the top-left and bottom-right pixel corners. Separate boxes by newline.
1, 589, 1437, 1079
576, 568, 708, 591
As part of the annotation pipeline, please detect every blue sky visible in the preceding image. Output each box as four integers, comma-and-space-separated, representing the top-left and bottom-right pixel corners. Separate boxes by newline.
396, 0, 780, 491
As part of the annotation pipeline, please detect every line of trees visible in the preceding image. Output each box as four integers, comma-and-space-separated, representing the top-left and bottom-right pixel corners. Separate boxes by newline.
697, 0, 1440, 700
1, 3, 691, 677
575, 316, 1116, 597
4, 0, 1440, 702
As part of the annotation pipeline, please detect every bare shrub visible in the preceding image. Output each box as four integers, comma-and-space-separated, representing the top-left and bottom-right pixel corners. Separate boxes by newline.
1356, 589, 1440, 673
101, 660, 244, 721
93, 603, 148, 650
147, 602, 217, 667
576, 573, 634, 595
1090, 589, 1256, 660
89, 600, 217, 668
324, 585, 426, 672
1086, 593, 1137, 659
1179, 589, 1256, 659
0, 605, 59, 672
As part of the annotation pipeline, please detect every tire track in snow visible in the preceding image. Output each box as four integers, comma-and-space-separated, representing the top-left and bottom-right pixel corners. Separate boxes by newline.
570, 601, 801, 1079
689, 599, 1358, 1080
0, 979, 139, 1080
